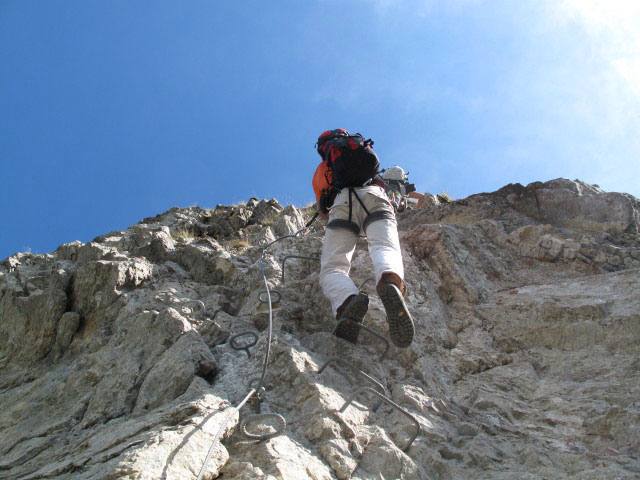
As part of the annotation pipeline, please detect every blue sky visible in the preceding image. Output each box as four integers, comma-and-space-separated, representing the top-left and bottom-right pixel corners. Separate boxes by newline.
1, 0, 639, 259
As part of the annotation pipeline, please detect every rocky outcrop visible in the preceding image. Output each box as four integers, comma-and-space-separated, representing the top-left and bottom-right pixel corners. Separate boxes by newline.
499, 179, 640, 234
0, 179, 638, 479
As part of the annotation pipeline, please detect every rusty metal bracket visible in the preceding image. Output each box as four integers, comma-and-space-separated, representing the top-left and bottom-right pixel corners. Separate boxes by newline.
229, 331, 258, 357
332, 319, 391, 361
246, 378, 266, 413
339, 387, 421, 452
281, 253, 321, 283
318, 357, 387, 412
249, 396, 262, 414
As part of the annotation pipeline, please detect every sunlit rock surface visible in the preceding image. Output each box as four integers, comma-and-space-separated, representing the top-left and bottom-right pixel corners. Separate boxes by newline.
1, 180, 638, 479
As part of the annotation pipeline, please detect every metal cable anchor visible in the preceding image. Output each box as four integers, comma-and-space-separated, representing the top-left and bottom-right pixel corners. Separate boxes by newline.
332, 318, 391, 361
339, 387, 421, 452
229, 331, 258, 357
241, 378, 286, 440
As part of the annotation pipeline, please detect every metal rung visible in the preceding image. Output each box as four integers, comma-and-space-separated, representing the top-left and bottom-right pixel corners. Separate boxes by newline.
229, 331, 258, 357
259, 233, 299, 250
241, 413, 286, 440
281, 254, 321, 283
332, 319, 390, 361
318, 357, 387, 412
339, 387, 420, 452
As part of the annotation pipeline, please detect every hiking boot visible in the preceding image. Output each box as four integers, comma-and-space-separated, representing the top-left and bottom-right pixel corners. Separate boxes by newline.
334, 293, 369, 344
377, 273, 414, 348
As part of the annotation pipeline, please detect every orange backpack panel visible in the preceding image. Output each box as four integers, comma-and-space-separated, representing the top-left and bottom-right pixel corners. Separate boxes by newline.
312, 161, 332, 203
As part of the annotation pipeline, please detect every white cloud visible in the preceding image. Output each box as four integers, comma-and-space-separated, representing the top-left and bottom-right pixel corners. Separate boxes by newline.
310, 1, 640, 196
545, 0, 640, 194
555, 0, 640, 102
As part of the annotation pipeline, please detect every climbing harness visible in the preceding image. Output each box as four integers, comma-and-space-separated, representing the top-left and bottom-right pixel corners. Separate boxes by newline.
196, 214, 420, 478
326, 187, 395, 236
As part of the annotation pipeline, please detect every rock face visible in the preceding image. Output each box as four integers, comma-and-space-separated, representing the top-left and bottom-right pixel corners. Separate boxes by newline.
0, 180, 638, 479
501, 179, 640, 234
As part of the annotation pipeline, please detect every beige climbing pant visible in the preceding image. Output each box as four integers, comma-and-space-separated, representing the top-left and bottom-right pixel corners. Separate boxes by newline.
320, 185, 404, 315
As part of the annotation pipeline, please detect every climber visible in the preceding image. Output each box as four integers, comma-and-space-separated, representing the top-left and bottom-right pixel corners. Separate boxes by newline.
382, 166, 425, 211
312, 129, 415, 348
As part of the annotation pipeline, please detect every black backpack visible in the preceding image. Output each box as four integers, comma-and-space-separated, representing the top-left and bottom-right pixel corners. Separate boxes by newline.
316, 129, 380, 190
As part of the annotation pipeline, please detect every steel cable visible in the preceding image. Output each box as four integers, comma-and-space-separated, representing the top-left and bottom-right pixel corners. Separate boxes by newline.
195, 219, 318, 478
254, 256, 273, 394
196, 212, 420, 474
195, 389, 256, 480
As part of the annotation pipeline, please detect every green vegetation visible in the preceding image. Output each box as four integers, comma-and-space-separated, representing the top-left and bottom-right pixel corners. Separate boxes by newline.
229, 239, 251, 249
171, 230, 193, 241
438, 192, 454, 202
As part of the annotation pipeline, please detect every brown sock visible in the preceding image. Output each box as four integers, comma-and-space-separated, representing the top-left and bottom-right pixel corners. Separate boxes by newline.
376, 271, 407, 297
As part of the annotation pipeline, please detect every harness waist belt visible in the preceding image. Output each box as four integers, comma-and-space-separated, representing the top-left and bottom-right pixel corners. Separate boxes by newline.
327, 219, 360, 235
327, 210, 396, 236
363, 210, 396, 232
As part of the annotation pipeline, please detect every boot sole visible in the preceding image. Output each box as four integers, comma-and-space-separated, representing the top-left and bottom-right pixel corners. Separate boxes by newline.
335, 294, 369, 344
379, 284, 414, 348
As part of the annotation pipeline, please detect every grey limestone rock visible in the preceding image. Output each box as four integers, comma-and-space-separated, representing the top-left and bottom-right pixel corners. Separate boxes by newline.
274, 205, 306, 236
499, 178, 640, 234
55, 311, 81, 350
134, 330, 217, 412
1, 180, 639, 479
